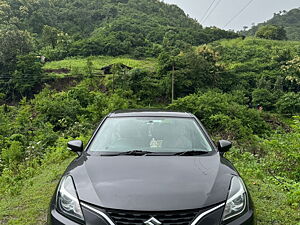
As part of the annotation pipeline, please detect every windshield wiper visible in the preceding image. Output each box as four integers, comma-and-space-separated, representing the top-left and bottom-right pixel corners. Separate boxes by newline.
174, 150, 209, 156
102, 150, 154, 156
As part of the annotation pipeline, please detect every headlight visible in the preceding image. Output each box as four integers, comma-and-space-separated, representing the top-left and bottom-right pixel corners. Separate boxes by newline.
222, 176, 247, 221
57, 175, 84, 221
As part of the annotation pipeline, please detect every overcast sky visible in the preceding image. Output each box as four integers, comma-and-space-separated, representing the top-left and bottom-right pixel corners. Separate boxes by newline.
163, 0, 300, 31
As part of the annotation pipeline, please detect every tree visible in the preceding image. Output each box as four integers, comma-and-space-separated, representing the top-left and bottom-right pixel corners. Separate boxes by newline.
127, 69, 165, 104
159, 46, 224, 99
276, 92, 300, 115
281, 56, 300, 92
255, 25, 287, 40
42, 25, 60, 49
257, 76, 271, 89
12, 54, 43, 98
0, 27, 33, 73
252, 88, 276, 111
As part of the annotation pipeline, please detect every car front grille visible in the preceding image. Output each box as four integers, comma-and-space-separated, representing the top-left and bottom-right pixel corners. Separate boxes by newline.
104, 208, 200, 225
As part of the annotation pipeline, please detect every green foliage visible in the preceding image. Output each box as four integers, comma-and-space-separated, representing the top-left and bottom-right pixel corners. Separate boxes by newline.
252, 88, 277, 110
282, 56, 300, 92
42, 25, 60, 49
262, 135, 300, 182
209, 37, 300, 111
12, 54, 43, 98
168, 91, 270, 141
227, 148, 300, 224
158, 46, 225, 99
127, 68, 166, 104
245, 8, 300, 41
255, 25, 287, 40
33, 88, 83, 129
0, 27, 33, 73
1, 141, 24, 167
0, 2, 299, 224
0, 0, 239, 59
84, 57, 94, 78
276, 92, 300, 115
39, 46, 67, 61
87, 90, 137, 123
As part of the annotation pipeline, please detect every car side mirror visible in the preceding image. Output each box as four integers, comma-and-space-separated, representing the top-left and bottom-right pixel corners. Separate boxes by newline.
67, 140, 83, 155
217, 140, 232, 154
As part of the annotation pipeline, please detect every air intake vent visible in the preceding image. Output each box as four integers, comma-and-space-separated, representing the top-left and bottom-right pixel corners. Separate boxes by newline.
105, 208, 200, 225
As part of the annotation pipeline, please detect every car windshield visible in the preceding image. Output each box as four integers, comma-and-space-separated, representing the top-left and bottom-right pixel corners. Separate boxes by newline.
88, 117, 213, 153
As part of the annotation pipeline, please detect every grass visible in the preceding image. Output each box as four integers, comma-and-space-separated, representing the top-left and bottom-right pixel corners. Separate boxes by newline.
0, 149, 299, 225
0, 157, 74, 225
43, 56, 158, 78
227, 149, 300, 225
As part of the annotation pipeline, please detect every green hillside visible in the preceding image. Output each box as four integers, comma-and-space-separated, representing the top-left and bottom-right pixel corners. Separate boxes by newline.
43, 56, 158, 77
0, 0, 238, 62
0, 0, 239, 99
245, 8, 300, 40
0, 37, 299, 224
0, 1, 299, 224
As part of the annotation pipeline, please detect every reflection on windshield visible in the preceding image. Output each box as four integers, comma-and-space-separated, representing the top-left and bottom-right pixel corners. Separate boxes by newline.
88, 117, 212, 152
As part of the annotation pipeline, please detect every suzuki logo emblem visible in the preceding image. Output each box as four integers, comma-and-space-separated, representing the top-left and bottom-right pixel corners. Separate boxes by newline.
144, 217, 162, 225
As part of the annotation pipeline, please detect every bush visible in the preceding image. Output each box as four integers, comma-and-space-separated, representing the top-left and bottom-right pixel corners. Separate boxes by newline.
252, 88, 277, 111
33, 88, 83, 129
255, 25, 287, 40
168, 91, 270, 141
87, 91, 137, 123
40, 46, 69, 61
276, 92, 300, 115
12, 54, 43, 98
1, 141, 24, 167
261, 117, 300, 181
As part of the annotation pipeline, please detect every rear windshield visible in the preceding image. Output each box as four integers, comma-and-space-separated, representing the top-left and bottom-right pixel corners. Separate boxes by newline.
88, 117, 213, 153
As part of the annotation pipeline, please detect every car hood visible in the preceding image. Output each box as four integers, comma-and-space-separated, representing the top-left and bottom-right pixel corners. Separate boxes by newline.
68, 153, 237, 211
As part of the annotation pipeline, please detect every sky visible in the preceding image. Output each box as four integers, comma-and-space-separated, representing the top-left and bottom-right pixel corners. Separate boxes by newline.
162, 0, 300, 31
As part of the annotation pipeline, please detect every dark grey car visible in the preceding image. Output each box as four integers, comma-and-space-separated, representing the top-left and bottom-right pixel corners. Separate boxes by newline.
48, 110, 255, 225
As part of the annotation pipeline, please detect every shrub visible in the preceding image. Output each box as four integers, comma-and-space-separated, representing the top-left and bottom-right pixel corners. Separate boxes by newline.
252, 88, 277, 111
87, 90, 138, 123
255, 25, 287, 40
33, 88, 83, 129
1, 141, 24, 167
261, 117, 300, 181
276, 92, 300, 115
12, 54, 43, 98
168, 91, 270, 141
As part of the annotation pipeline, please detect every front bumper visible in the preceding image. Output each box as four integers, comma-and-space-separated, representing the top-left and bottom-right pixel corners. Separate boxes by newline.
48, 202, 255, 225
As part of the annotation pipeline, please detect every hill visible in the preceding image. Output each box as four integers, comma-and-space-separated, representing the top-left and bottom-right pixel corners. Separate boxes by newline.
43, 56, 158, 77
0, 0, 239, 100
0, 34, 299, 224
0, 0, 238, 61
245, 8, 300, 40
0, 2, 299, 223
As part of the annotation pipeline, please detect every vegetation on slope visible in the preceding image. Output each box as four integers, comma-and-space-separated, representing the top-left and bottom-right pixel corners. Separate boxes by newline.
0, 0, 239, 102
0, 84, 299, 224
244, 8, 300, 40
0, 0, 238, 72
209, 38, 300, 113
0, 39, 300, 224
0, 1, 299, 224
43, 56, 158, 77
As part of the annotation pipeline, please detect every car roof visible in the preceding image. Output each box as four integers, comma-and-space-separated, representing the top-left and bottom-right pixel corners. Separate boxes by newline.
108, 109, 194, 118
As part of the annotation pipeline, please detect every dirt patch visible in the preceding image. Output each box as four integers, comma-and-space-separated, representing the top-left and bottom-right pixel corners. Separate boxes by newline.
46, 76, 81, 91
44, 68, 70, 74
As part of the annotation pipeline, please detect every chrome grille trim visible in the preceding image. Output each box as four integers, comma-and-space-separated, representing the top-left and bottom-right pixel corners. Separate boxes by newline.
190, 203, 225, 225
81, 202, 116, 225
81, 202, 225, 225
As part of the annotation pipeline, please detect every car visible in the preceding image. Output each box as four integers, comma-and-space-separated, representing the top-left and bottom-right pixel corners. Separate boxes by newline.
48, 110, 256, 225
